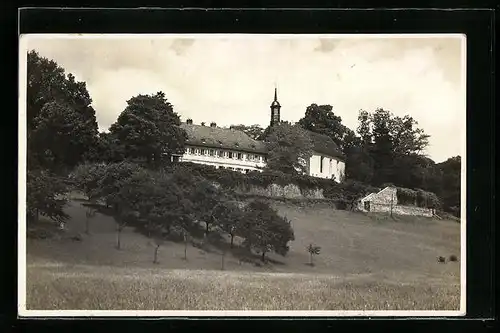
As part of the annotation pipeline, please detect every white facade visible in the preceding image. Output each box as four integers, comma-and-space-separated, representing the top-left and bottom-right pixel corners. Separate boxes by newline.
307, 152, 345, 182
181, 145, 266, 174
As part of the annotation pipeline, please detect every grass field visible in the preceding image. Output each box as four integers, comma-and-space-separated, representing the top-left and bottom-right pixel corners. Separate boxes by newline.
25, 197, 461, 311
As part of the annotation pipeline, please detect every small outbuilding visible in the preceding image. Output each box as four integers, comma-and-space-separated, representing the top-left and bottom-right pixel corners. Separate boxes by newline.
358, 186, 436, 217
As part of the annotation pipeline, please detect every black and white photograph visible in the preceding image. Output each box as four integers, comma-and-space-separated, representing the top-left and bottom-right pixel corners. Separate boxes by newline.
19, 33, 466, 316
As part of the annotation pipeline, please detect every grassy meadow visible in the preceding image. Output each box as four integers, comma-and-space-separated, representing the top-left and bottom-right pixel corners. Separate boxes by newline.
25, 197, 461, 311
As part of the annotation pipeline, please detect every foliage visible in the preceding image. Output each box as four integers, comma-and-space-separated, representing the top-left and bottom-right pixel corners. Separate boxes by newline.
94, 162, 145, 208
108, 91, 187, 166
26, 169, 69, 224
27, 51, 98, 172
240, 200, 295, 261
396, 187, 440, 209
213, 200, 245, 248
69, 162, 107, 200
436, 156, 461, 216
265, 122, 314, 175
306, 243, 321, 265
298, 103, 352, 151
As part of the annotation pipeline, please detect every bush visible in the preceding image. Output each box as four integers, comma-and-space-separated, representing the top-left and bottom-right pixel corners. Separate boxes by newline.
396, 187, 440, 209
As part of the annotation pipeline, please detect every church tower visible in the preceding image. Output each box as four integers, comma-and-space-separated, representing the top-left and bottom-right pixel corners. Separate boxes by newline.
270, 87, 281, 127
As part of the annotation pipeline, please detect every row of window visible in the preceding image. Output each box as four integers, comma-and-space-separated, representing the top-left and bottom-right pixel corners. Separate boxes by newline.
185, 147, 266, 162
217, 166, 256, 174
319, 156, 340, 173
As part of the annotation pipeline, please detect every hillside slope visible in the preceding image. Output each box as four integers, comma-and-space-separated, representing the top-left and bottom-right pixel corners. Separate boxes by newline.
25, 199, 461, 311
27, 199, 460, 278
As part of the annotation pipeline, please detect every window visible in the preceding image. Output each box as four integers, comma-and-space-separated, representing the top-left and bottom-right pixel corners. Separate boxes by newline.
200, 149, 206, 156
186, 148, 191, 154
320, 156, 324, 173
364, 201, 371, 211
195, 149, 200, 155
249, 154, 254, 161
217, 150, 223, 158
228, 152, 233, 159
237, 153, 242, 160
209, 149, 214, 156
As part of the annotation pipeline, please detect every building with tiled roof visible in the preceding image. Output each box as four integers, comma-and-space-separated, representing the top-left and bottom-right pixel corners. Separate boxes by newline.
177, 88, 346, 182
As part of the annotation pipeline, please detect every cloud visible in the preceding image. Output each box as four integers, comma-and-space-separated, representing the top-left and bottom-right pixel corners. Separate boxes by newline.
25, 35, 464, 162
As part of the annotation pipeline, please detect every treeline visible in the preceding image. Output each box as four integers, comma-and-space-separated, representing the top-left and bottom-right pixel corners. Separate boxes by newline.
69, 162, 294, 263
26, 50, 295, 263
235, 105, 461, 216
26, 50, 460, 224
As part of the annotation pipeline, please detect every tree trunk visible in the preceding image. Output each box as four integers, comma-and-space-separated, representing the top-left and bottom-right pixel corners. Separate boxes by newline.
205, 221, 210, 235
221, 251, 225, 270
230, 234, 234, 248
116, 228, 122, 250
184, 239, 188, 260
310, 252, 313, 265
390, 194, 394, 218
85, 216, 90, 235
261, 251, 266, 262
153, 244, 160, 264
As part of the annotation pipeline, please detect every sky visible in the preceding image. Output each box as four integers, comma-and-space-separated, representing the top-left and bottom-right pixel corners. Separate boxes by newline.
23, 34, 465, 163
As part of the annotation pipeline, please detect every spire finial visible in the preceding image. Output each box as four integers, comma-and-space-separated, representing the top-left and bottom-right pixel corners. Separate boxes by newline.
274, 84, 278, 101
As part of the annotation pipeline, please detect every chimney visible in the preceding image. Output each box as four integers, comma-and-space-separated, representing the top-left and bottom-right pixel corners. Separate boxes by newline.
186, 118, 193, 125
201, 122, 206, 126
210, 122, 217, 128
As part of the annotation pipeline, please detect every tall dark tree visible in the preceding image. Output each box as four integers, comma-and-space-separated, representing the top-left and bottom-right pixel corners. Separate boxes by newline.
30, 101, 98, 172
26, 169, 69, 224
436, 156, 461, 216
367, 108, 394, 185
298, 104, 349, 149
240, 200, 295, 262
108, 92, 187, 166
265, 122, 314, 175
27, 51, 99, 171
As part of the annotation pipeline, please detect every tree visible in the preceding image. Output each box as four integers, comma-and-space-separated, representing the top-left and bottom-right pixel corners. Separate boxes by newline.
265, 122, 314, 175
26, 169, 69, 224
84, 206, 97, 235
229, 124, 264, 140
213, 200, 244, 249
298, 104, 349, 149
306, 244, 321, 266
240, 200, 295, 262
27, 51, 98, 172
108, 92, 187, 166
190, 180, 225, 235
69, 162, 107, 201
437, 156, 461, 216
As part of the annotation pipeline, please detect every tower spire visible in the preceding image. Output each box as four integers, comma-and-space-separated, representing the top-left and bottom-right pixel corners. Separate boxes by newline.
270, 84, 281, 127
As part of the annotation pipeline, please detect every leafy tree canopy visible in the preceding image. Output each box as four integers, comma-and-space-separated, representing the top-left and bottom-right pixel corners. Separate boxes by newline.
27, 51, 99, 171
265, 122, 314, 175
108, 91, 187, 166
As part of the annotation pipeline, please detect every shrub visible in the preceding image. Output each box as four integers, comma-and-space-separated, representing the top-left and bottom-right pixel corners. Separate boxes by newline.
449, 255, 458, 262
396, 187, 440, 209
437, 256, 446, 263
